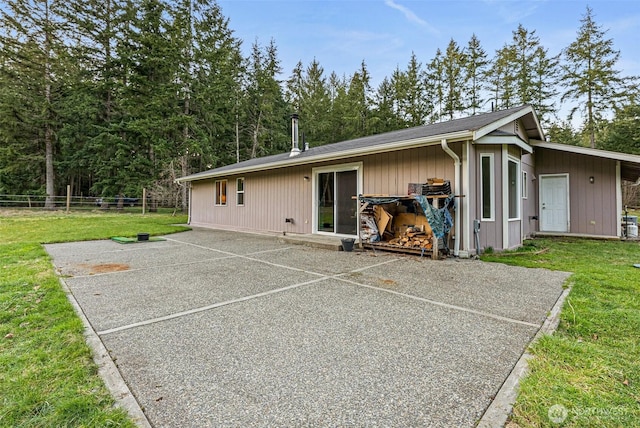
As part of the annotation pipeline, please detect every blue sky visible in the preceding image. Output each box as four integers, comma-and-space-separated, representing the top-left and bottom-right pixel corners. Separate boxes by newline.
217, 0, 640, 89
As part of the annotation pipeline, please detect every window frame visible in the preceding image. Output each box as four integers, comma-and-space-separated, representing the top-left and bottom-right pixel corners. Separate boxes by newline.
508, 156, 520, 220
214, 179, 227, 206
236, 177, 245, 206
480, 153, 495, 221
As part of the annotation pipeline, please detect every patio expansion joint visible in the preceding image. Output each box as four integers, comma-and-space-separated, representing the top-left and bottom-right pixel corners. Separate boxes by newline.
334, 276, 541, 329
69, 245, 302, 280
96, 255, 402, 336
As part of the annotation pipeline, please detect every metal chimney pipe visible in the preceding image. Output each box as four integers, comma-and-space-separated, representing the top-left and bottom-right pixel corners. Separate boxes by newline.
290, 113, 300, 157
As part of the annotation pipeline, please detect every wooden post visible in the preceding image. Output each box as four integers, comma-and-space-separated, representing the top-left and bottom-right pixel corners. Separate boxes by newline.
142, 188, 147, 215
66, 185, 71, 212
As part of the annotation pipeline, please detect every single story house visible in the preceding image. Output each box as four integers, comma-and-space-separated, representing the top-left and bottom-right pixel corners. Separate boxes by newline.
176, 105, 640, 257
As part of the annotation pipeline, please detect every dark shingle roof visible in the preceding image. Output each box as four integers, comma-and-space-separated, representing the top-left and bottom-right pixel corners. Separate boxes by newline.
180, 105, 536, 182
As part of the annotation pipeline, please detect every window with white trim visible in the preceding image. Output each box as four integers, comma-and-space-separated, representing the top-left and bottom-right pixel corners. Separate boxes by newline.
236, 177, 244, 206
480, 154, 494, 221
522, 171, 528, 199
215, 180, 227, 206
508, 158, 520, 219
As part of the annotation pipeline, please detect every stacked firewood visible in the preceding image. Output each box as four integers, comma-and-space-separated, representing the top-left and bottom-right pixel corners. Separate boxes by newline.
387, 227, 433, 249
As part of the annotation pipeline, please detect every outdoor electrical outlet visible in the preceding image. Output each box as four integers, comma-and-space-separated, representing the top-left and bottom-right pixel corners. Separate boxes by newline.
590, 220, 596, 225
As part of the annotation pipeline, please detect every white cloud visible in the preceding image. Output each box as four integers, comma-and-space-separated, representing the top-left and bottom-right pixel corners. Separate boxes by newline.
384, 0, 440, 35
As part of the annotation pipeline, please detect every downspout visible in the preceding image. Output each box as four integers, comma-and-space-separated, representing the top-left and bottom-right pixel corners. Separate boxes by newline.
441, 138, 461, 257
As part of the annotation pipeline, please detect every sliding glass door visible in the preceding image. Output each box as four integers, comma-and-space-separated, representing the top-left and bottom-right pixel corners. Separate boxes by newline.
315, 165, 360, 235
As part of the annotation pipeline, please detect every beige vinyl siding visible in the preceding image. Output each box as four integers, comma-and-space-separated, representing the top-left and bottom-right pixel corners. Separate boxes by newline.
190, 165, 313, 234
362, 145, 455, 195
536, 148, 618, 236
189, 144, 461, 241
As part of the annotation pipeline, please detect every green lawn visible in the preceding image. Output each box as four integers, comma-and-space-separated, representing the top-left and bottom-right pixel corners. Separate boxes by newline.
482, 238, 640, 427
0, 210, 189, 427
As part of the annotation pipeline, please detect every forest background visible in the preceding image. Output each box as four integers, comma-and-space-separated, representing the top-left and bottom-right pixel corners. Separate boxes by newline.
1, 0, 638, 210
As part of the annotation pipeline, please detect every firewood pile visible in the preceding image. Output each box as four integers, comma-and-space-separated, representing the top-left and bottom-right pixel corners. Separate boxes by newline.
387, 227, 433, 249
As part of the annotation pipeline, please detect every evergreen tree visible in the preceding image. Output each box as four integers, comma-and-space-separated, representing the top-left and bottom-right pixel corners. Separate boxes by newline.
344, 60, 373, 138
442, 39, 467, 119
530, 46, 560, 127
371, 76, 402, 134
426, 48, 445, 122
599, 102, 640, 154
397, 53, 430, 126
464, 34, 489, 115
486, 44, 517, 110
286, 59, 331, 146
561, 6, 623, 148
0, 0, 66, 206
242, 39, 288, 158
327, 71, 350, 143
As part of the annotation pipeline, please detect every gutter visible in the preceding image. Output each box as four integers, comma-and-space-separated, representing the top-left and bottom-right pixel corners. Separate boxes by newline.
441, 138, 461, 257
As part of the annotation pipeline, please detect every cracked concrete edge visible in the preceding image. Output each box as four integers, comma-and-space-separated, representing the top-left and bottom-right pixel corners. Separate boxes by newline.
476, 285, 572, 428
57, 276, 152, 428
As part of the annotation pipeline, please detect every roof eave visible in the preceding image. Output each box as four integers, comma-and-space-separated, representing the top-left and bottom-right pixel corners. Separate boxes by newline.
531, 141, 640, 163
176, 130, 473, 182
473, 105, 543, 141
475, 134, 534, 153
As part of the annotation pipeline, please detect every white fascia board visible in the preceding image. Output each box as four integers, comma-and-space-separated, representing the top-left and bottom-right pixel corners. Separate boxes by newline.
176, 130, 472, 182
473, 105, 539, 140
532, 140, 640, 164
475, 135, 533, 154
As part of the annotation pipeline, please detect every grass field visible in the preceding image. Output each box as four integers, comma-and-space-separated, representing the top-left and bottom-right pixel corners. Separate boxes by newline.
482, 238, 640, 427
0, 210, 189, 427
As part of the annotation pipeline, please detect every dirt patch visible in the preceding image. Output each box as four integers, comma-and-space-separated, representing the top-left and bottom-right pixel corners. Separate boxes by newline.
78, 263, 130, 274
378, 278, 398, 287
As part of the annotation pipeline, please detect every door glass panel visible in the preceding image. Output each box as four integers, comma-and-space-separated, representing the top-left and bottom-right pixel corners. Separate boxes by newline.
318, 172, 334, 232
336, 170, 357, 235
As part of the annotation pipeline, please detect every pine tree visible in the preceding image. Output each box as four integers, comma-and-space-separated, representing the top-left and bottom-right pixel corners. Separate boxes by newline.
599, 102, 640, 154
242, 39, 287, 159
0, 0, 66, 206
398, 53, 430, 126
561, 6, 623, 148
371, 76, 402, 134
530, 46, 560, 127
426, 48, 445, 122
344, 60, 373, 138
486, 45, 517, 110
442, 39, 467, 119
465, 34, 489, 115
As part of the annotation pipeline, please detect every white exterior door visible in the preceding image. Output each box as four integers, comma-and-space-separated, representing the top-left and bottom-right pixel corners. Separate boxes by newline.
540, 174, 569, 232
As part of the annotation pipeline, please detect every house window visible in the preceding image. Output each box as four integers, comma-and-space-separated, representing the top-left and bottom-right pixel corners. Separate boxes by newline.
522, 171, 528, 199
480, 154, 494, 221
236, 177, 244, 206
508, 158, 520, 219
215, 180, 227, 206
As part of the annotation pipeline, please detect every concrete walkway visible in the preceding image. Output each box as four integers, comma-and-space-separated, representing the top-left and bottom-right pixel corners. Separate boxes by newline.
46, 228, 570, 427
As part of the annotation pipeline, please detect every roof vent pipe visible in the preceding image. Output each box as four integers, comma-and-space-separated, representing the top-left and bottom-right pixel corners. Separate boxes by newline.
290, 113, 301, 157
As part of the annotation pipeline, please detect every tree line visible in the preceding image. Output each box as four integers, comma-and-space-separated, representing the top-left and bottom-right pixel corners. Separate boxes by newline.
0, 1, 638, 209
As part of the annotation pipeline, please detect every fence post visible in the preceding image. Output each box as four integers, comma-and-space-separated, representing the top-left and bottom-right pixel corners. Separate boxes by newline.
142, 188, 147, 215
66, 185, 71, 213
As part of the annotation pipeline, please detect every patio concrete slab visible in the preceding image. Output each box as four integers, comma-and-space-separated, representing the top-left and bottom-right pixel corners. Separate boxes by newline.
102, 280, 536, 428
61, 256, 321, 333
45, 228, 570, 427
341, 257, 570, 325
